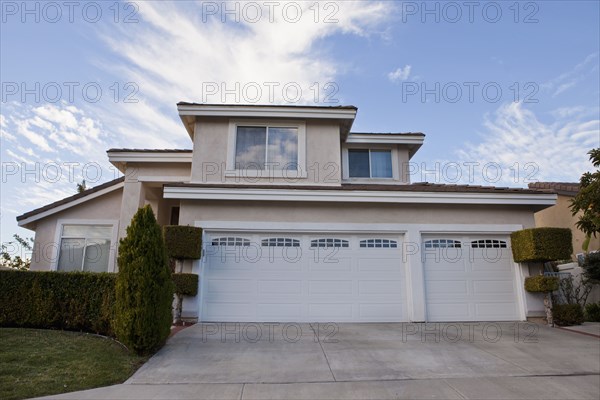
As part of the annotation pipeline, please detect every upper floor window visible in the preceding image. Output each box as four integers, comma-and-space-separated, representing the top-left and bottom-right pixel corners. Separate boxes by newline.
235, 126, 298, 171
348, 149, 392, 178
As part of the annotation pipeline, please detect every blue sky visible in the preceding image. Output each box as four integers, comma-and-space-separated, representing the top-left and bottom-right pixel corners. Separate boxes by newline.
1, 0, 599, 245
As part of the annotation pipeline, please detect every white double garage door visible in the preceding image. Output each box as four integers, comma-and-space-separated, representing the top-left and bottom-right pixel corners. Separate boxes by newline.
201, 232, 521, 322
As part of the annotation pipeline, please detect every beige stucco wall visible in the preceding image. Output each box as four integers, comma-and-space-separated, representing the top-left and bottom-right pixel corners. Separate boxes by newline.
190, 118, 343, 185
29, 188, 123, 271
534, 194, 600, 257
180, 200, 537, 227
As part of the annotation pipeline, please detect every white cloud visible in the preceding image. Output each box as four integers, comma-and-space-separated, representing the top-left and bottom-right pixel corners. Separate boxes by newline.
541, 53, 599, 97
457, 102, 599, 186
388, 65, 412, 82
87, 1, 391, 148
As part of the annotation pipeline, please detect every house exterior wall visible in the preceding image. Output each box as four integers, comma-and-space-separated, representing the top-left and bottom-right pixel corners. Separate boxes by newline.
534, 194, 600, 257
29, 188, 123, 271
179, 200, 537, 227
190, 118, 342, 186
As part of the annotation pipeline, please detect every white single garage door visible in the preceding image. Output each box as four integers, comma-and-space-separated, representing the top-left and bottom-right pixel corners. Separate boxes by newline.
202, 233, 407, 322
423, 236, 520, 321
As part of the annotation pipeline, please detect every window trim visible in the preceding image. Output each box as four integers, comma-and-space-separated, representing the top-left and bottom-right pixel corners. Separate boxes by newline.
52, 219, 119, 273
342, 144, 398, 181
226, 120, 307, 179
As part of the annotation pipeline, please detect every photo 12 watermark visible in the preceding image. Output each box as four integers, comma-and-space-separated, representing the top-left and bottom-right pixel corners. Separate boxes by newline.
1, 81, 140, 104
200, 1, 340, 24
1, 1, 139, 24
199, 81, 339, 104
401, 1, 540, 24
399, 81, 539, 104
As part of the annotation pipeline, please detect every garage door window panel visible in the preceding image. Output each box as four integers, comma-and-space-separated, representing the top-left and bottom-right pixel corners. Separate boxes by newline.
360, 239, 398, 248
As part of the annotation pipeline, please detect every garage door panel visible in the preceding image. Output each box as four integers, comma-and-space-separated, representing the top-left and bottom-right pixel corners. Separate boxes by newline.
203, 232, 406, 322
424, 236, 519, 322
359, 303, 403, 319
309, 303, 353, 318
472, 280, 515, 295
257, 280, 302, 295
359, 280, 403, 295
309, 280, 353, 295
475, 302, 519, 319
207, 279, 254, 294
257, 303, 302, 320
357, 257, 400, 272
427, 302, 471, 320
426, 279, 468, 295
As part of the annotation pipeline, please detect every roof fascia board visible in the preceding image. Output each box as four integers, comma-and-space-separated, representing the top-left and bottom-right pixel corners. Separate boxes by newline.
17, 182, 125, 227
163, 186, 557, 206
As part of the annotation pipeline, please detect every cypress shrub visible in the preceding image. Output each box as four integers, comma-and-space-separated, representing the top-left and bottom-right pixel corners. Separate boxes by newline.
114, 205, 174, 355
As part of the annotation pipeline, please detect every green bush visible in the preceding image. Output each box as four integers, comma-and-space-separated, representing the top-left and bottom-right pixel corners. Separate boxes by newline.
524, 275, 560, 293
163, 226, 202, 259
0, 270, 115, 336
172, 273, 199, 296
511, 228, 573, 263
114, 205, 174, 356
585, 302, 600, 322
582, 252, 600, 283
552, 303, 585, 326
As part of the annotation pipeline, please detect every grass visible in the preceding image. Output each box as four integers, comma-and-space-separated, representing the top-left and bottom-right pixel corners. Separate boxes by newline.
0, 328, 147, 400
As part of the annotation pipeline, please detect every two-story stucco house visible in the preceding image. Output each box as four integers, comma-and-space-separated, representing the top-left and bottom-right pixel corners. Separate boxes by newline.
17, 103, 557, 323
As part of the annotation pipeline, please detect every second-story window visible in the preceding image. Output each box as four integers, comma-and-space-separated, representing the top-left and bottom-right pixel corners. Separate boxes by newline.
235, 126, 298, 170
348, 149, 392, 178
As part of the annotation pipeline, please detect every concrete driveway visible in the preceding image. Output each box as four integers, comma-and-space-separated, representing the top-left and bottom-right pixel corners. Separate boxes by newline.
40, 322, 600, 399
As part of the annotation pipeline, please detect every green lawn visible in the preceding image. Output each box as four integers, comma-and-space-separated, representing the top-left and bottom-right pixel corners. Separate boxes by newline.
0, 328, 147, 400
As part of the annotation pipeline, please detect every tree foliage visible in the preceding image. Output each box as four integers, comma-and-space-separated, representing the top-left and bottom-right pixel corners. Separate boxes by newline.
1, 234, 33, 271
571, 148, 600, 241
113, 205, 174, 355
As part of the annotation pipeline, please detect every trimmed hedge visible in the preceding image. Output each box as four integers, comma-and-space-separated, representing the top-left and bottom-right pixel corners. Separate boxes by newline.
172, 273, 199, 296
585, 302, 600, 322
524, 275, 559, 293
552, 303, 585, 326
164, 226, 202, 260
0, 270, 115, 336
511, 228, 573, 263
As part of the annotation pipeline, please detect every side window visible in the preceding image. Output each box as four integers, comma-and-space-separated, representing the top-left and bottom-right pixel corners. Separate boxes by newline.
359, 239, 398, 248
211, 237, 251, 246
58, 225, 113, 273
423, 239, 462, 249
310, 238, 349, 248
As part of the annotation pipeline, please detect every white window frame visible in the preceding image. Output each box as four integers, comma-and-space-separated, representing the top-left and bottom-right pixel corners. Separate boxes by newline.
342, 144, 399, 182
51, 219, 119, 273
226, 120, 307, 179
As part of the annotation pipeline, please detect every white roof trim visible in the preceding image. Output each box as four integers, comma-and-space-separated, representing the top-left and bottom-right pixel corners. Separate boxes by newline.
177, 104, 357, 120
346, 134, 425, 145
163, 186, 557, 206
17, 182, 125, 227
107, 152, 193, 164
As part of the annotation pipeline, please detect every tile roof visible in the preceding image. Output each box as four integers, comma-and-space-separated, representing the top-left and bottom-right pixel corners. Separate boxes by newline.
166, 182, 546, 194
528, 182, 579, 196
16, 177, 125, 222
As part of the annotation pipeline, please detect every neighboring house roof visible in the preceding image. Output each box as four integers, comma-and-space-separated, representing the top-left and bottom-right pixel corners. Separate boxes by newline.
528, 182, 579, 196
166, 182, 545, 194
16, 177, 125, 226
